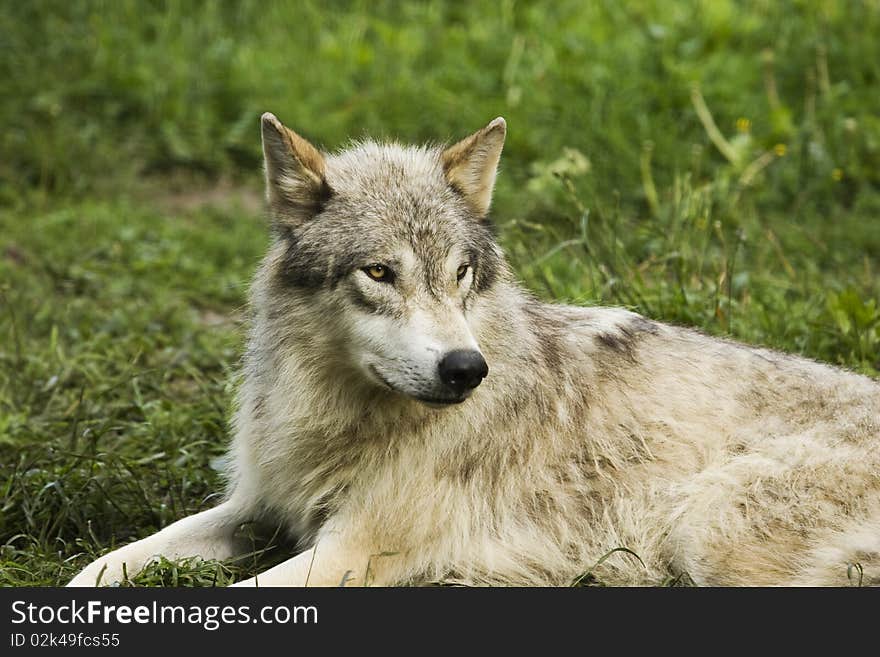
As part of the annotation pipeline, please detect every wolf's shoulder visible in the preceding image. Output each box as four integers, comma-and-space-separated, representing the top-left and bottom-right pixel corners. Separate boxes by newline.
524, 300, 667, 342
536, 301, 878, 389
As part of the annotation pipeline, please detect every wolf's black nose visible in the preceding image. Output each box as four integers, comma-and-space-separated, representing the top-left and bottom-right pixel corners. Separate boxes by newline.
438, 350, 489, 394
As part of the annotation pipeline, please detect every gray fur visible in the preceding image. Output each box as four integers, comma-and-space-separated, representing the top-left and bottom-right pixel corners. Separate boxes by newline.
69, 116, 880, 588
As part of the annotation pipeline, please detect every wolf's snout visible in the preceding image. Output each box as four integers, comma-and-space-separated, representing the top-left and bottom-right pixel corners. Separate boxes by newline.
438, 350, 488, 394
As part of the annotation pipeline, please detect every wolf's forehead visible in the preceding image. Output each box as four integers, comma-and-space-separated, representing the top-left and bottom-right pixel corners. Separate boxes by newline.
321, 141, 470, 248
326, 142, 453, 209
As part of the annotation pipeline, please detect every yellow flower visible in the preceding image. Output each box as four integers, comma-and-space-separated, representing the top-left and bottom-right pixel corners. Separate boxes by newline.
773, 144, 787, 157
735, 117, 751, 133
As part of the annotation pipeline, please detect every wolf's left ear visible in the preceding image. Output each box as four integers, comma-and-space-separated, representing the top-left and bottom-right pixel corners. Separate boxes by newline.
441, 117, 506, 218
261, 112, 331, 228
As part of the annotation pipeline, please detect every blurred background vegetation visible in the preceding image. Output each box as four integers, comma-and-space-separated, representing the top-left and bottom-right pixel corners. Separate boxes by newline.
1, 0, 878, 585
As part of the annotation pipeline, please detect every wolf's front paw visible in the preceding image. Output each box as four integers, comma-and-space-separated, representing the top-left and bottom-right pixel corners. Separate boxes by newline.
67, 563, 111, 587
67, 557, 135, 587
229, 577, 256, 587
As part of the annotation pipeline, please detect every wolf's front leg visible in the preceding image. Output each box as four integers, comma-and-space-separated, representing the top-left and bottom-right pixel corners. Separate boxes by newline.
67, 501, 249, 587
231, 536, 386, 587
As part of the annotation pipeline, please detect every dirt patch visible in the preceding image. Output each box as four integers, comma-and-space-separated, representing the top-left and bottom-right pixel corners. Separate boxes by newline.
145, 174, 265, 217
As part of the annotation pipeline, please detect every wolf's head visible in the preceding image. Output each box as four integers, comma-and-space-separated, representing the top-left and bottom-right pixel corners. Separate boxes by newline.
258, 113, 510, 406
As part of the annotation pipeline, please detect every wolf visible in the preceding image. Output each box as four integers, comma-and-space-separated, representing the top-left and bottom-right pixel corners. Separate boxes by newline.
69, 113, 880, 587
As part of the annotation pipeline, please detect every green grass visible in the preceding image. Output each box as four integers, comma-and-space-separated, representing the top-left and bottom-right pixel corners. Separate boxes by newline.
1, 0, 878, 586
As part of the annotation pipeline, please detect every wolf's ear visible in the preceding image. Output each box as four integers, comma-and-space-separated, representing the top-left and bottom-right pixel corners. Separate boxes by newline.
261, 112, 331, 228
441, 117, 506, 218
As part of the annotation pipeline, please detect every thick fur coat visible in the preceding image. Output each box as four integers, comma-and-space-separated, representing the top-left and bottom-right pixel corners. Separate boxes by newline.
69, 115, 880, 587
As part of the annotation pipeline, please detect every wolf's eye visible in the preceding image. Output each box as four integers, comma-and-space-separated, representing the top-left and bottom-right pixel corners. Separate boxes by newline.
363, 264, 394, 283
456, 264, 470, 283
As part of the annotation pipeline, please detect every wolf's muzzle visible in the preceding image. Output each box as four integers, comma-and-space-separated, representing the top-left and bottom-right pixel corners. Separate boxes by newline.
437, 349, 489, 395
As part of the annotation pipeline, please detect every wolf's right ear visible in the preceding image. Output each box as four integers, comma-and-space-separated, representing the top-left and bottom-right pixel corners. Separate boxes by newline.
261, 112, 331, 228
